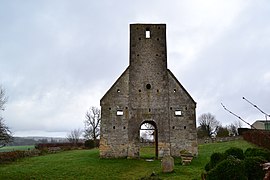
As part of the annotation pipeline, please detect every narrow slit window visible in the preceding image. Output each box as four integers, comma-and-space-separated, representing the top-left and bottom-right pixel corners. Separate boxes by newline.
146, 30, 151, 38
116, 110, 124, 116
175, 110, 182, 116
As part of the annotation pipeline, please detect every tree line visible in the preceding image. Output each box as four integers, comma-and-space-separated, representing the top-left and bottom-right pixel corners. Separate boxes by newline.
0, 85, 102, 147
197, 112, 242, 139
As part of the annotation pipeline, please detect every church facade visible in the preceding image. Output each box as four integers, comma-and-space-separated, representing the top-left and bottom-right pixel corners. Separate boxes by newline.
100, 24, 197, 158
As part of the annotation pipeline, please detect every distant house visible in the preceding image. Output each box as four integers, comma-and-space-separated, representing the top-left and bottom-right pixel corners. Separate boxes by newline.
251, 120, 270, 130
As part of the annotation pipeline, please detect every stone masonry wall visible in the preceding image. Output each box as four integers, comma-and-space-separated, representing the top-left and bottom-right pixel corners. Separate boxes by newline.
100, 24, 198, 158
100, 69, 130, 158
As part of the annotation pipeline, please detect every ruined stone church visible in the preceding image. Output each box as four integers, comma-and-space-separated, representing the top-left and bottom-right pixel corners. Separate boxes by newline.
100, 24, 197, 158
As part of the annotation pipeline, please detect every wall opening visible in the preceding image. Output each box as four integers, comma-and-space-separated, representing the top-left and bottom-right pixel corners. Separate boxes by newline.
175, 110, 182, 116
139, 120, 158, 159
146, 30, 151, 38
116, 110, 123, 116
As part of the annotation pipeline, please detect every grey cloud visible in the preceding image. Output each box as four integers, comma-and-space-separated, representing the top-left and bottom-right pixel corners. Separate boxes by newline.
1, 1, 270, 136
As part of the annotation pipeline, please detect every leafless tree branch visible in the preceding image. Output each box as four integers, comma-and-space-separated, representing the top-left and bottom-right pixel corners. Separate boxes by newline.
84, 106, 101, 140
66, 128, 82, 144
198, 113, 221, 137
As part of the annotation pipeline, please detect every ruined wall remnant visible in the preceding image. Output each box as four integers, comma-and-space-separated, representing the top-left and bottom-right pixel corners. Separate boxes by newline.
100, 24, 198, 158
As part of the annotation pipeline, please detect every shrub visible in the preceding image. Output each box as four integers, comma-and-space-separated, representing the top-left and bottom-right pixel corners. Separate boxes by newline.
205, 147, 270, 180
84, 139, 100, 149
24, 149, 41, 157
224, 147, 245, 160
84, 140, 95, 149
0, 151, 25, 163
0, 149, 42, 163
207, 157, 246, 180
35, 142, 84, 152
204, 162, 211, 172
245, 148, 270, 161
205, 152, 225, 171
244, 157, 266, 180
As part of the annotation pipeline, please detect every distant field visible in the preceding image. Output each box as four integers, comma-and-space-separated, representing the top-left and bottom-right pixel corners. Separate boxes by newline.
0, 140, 256, 179
0, 145, 35, 152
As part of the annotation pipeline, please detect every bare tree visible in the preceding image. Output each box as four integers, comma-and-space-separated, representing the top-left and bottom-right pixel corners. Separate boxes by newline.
84, 106, 101, 140
0, 86, 12, 148
198, 113, 221, 138
228, 120, 243, 136
67, 128, 82, 144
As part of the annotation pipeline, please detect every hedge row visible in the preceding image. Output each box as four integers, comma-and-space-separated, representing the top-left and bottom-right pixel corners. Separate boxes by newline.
1, 141, 100, 163
0, 149, 41, 163
35, 142, 84, 151
84, 139, 100, 149
243, 130, 270, 150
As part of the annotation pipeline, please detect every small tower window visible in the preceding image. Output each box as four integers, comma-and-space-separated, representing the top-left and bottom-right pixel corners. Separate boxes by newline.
146, 29, 150, 38
175, 110, 182, 116
116, 110, 123, 116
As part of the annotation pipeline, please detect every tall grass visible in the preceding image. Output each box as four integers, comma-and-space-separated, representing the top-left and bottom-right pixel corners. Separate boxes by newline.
0, 140, 255, 180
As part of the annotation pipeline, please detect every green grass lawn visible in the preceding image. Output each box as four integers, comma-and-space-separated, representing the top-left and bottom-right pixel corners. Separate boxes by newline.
0, 145, 35, 152
0, 140, 256, 180
140, 146, 156, 159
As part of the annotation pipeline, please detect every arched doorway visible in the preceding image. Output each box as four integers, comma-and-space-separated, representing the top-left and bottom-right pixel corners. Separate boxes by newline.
139, 120, 158, 159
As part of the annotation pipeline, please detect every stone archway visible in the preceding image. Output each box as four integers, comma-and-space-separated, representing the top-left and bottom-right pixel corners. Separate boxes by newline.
139, 120, 158, 159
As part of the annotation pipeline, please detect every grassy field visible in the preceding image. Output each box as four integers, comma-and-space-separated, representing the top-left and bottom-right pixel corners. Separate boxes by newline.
0, 140, 255, 179
0, 145, 35, 152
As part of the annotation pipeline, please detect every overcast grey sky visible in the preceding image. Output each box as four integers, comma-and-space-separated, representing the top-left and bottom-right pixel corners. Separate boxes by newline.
1, 0, 270, 137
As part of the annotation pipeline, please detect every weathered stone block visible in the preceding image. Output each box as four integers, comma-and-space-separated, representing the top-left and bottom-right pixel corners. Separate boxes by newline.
180, 149, 194, 165
161, 155, 174, 173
